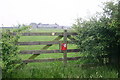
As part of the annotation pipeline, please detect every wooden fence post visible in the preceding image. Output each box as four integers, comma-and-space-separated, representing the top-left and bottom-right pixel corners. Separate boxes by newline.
63, 30, 67, 65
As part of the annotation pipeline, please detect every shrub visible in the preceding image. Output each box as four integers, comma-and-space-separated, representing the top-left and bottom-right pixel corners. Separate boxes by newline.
73, 1, 120, 65
1, 26, 30, 78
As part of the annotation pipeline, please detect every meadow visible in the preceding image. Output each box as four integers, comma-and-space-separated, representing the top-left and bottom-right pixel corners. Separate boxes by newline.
1, 29, 118, 78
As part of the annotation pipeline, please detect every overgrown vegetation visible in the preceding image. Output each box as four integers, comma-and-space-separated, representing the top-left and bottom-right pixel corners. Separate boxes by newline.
10, 63, 117, 78
73, 0, 120, 66
1, 26, 30, 78
0, 0, 119, 78
0, 28, 118, 78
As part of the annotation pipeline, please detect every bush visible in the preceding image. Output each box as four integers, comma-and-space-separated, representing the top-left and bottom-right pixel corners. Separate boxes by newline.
73, 1, 120, 65
1, 26, 30, 78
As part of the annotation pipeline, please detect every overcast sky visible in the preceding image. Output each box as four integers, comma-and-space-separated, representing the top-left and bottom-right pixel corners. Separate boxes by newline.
0, 0, 111, 27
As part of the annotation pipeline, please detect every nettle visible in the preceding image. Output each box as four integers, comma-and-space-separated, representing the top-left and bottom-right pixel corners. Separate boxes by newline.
1, 26, 30, 78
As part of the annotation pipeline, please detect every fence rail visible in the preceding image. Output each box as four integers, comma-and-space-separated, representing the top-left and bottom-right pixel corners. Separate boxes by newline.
23, 55, 108, 63
17, 41, 77, 45
23, 57, 81, 63
20, 49, 80, 54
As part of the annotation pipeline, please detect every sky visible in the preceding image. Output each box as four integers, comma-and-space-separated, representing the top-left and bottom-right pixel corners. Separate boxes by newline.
0, 0, 111, 27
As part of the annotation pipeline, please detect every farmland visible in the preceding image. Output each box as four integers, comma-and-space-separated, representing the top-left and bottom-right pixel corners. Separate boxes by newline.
1, 29, 118, 78
0, 0, 120, 78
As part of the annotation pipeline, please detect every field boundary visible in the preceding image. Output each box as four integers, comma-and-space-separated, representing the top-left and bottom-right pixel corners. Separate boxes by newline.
16, 30, 81, 68
12, 30, 109, 69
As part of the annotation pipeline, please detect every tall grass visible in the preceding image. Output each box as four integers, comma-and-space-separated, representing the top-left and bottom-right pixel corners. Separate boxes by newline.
11, 62, 117, 78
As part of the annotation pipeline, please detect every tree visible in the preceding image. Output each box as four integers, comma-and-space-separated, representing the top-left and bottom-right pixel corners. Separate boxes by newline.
73, 1, 120, 65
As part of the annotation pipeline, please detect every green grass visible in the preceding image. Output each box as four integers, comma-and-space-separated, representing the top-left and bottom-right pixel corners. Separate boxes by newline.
11, 64, 118, 78
1, 29, 118, 78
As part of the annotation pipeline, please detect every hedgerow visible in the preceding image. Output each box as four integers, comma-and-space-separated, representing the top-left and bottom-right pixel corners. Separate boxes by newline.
1, 26, 30, 78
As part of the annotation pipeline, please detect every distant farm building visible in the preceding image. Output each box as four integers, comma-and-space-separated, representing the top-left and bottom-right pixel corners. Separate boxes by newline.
29, 23, 70, 29
0, 23, 71, 29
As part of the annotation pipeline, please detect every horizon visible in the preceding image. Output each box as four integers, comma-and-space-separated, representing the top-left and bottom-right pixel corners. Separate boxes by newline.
0, 22, 71, 27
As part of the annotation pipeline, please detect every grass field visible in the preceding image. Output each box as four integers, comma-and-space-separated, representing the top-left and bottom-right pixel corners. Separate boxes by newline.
1, 29, 118, 78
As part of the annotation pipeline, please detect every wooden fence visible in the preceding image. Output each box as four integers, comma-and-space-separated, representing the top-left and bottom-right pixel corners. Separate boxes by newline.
17, 30, 81, 66
15, 30, 109, 68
